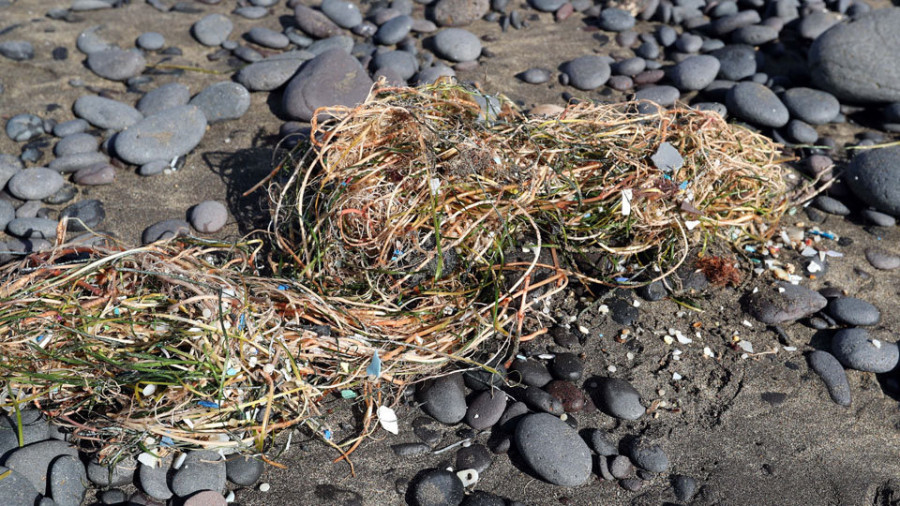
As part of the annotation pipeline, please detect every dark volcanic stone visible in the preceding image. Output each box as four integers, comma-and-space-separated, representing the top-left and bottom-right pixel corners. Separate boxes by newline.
508, 358, 552, 387
417, 373, 467, 424
60, 199, 105, 232
5, 440, 79, 494
225, 455, 263, 487
514, 413, 592, 486
564, 55, 611, 90
115, 106, 207, 165
170, 450, 226, 497
192, 13, 234, 46
712, 44, 757, 80
781, 87, 840, 125
844, 145, 900, 215
596, 377, 644, 420
0, 465, 40, 506
430, 0, 490, 27
142, 219, 191, 244
411, 469, 464, 506
465, 389, 507, 429
726, 81, 789, 128
282, 49, 373, 121
808, 350, 851, 406
672, 475, 699, 502
827, 297, 880, 326
865, 247, 900, 270
589, 429, 617, 456
456, 443, 492, 474
87, 48, 146, 81
598, 8, 635, 31
668, 55, 720, 91
624, 438, 669, 473
523, 385, 564, 415
809, 8, 900, 103
831, 328, 899, 373
294, 4, 343, 39
747, 282, 827, 324
432, 28, 482, 62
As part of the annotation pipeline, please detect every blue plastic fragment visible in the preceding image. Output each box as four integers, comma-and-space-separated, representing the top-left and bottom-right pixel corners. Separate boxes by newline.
198, 400, 219, 409
161, 436, 174, 447
809, 230, 836, 240
678, 181, 689, 190
614, 276, 630, 283
366, 349, 382, 378
237, 314, 246, 331
114, 307, 121, 316
390, 249, 403, 262
226, 367, 239, 376
35, 334, 44, 343
277, 285, 288, 290
323, 429, 332, 440
744, 245, 756, 253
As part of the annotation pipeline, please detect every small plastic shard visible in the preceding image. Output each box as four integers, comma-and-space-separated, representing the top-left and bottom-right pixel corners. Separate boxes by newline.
340, 389, 358, 399
377, 405, 399, 434
366, 349, 382, 378
651, 141, 684, 172
685, 220, 700, 230
457, 468, 479, 487
737, 340, 754, 353
621, 189, 633, 216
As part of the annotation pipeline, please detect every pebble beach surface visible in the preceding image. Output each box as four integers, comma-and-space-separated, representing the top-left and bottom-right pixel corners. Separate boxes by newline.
3, 0, 900, 504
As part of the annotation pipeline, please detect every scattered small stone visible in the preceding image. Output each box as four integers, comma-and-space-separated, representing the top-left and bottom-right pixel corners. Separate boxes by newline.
189, 82, 250, 123
193, 14, 234, 46
225, 456, 264, 487
508, 358, 552, 387
589, 430, 618, 456
672, 475, 698, 502
53, 119, 89, 137
49, 455, 87, 506
522, 385, 564, 415
832, 328, 899, 373
465, 389, 507, 429
430, 0, 490, 27
747, 282, 827, 324
137, 32, 166, 51
669, 55, 720, 91
845, 145, 900, 215
282, 49, 373, 121
55, 133, 98, 157
781, 87, 840, 125
417, 373, 467, 424
392, 442, 432, 457
7, 168, 65, 201
827, 297, 880, 326
321, 0, 363, 29
142, 219, 191, 244
598, 8, 635, 31
87, 48, 147, 81
5, 114, 44, 142
596, 377, 645, 420
410, 469, 464, 506
711, 44, 757, 81
808, 350, 851, 407
514, 413, 592, 486
293, 4, 342, 39
624, 438, 669, 473
171, 450, 226, 498
456, 443, 492, 474
138, 83, 191, 116
183, 490, 227, 506
564, 55, 611, 90
115, 105, 207, 165
609, 455, 634, 479
516, 68, 551, 84
0, 465, 40, 506
5, 440, 79, 494
865, 248, 900, 270
432, 28, 482, 62
73, 163, 116, 185
726, 81, 789, 128
7, 217, 59, 239
861, 209, 896, 227
812, 195, 849, 215
73, 95, 144, 131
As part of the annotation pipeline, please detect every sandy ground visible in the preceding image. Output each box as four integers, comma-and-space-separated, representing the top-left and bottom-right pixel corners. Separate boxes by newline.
2, 1, 900, 505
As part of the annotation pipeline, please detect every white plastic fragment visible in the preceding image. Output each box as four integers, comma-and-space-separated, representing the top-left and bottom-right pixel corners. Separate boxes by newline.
578, 325, 590, 334
225, 490, 236, 503
872, 339, 882, 349
137, 452, 158, 468
377, 405, 399, 435
741, 320, 753, 328
141, 384, 157, 397
174, 453, 187, 470
259, 483, 270, 492
685, 220, 700, 230
783, 346, 797, 352
607, 365, 617, 373
457, 468, 479, 488
621, 189, 633, 216
703, 346, 715, 358
672, 372, 682, 381
737, 340, 754, 353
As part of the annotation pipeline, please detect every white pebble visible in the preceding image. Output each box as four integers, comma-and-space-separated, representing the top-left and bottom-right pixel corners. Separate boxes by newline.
225, 490, 236, 503
141, 384, 157, 396
607, 365, 617, 372
259, 483, 271, 492
174, 453, 187, 469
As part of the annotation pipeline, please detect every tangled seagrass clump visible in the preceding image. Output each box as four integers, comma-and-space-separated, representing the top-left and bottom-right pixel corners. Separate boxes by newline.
0, 81, 789, 466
